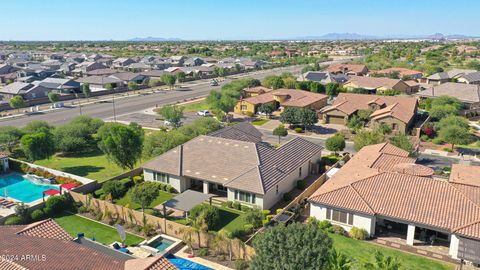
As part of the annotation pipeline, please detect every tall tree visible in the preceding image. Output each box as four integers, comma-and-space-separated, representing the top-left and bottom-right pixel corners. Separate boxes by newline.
158, 105, 185, 128
130, 182, 159, 224
326, 134, 346, 154
0, 126, 24, 152
176, 71, 186, 83
389, 134, 414, 155
354, 129, 385, 151
48, 92, 60, 107
438, 125, 470, 151
161, 74, 176, 90
257, 103, 276, 118
82, 83, 91, 101
272, 124, 288, 144
251, 222, 332, 270
20, 132, 55, 161
9, 96, 26, 113
97, 123, 144, 170
127, 81, 139, 93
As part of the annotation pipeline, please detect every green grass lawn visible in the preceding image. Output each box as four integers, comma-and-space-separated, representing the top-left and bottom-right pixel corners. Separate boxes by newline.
251, 119, 270, 126
115, 190, 175, 210
329, 233, 454, 270
54, 213, 144, 246
35, 149, 127, 182
179, 100, 210, 112
211, 206, 248, 233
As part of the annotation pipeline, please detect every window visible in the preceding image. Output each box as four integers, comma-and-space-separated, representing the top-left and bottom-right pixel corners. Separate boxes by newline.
153, 172, 169, 184
276, 185, 279, 195
326, 208, 354, 225
241, 105, 248, 111
392, 123, 398, 130
299, 167, 302, 177
234, 190, 256, 204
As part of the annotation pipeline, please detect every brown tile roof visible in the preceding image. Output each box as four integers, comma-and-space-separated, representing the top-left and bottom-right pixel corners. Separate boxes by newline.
0, 260, 27, 270
344, 75, 406, 90
416, 82, 480, 104
124, 257, 177, 270
322, 93, 417, 123
209, 122, 263, 143
16, 218, 73, 241
327, 64, 368, 74
449, 164, 480, 187
242, 88, 327, 107
142, 134, 322, 194
243, 86, 272, 94
309, 143, 480, 240
375, 67, 423, 77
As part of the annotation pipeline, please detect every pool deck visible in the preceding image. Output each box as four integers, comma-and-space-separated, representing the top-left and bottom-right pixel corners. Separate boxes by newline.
175, 245, 234, 270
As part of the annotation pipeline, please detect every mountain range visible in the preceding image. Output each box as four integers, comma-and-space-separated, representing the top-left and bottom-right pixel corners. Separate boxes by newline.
293, 33, 478, 41
129, 36, 183, 41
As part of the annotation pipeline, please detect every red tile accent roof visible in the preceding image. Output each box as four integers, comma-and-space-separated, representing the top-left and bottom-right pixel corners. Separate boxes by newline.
375, 67, 423, 77
327, 64, 368, 74
125, 257, 178, 270
309, 143, 480, 240
242, 88, 327, 107
16, 219, 73, 241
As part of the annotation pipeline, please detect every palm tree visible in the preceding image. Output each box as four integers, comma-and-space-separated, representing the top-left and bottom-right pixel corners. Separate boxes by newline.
329, 249, 352, 270
192, 215, 209, 248
213, 230, 233, 261
364, 251, 402, 270
232, 237, 246, 260
180, 226, 197, 255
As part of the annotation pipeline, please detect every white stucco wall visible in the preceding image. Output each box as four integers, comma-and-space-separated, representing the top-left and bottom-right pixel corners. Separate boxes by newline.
449, 234, 459, 259
227, 188, 264, 209
143, 169, 187, 193
310, 203, 376, 236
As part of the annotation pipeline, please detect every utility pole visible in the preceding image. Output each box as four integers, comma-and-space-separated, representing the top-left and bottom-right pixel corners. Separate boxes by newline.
112, 87, 117, 122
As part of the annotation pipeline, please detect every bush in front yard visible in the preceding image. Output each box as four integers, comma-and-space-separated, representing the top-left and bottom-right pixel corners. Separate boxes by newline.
294, 127, 303, 133
296, 179, 306, 190
318, 220, 332, 231
197, 248, 209, 257
243, 207, 264, 228
283, 192, 293, 202
4, 215, 23, 225
30, 209, 46, 221
44, 195, 67, 215
188, 204, 220, 230
102, 180, 128, 199
349, 226, 369, 240
329, 224, 346, 236
226, 201, 234, 208
233, 201, 241, 210
133, 175, 143, 185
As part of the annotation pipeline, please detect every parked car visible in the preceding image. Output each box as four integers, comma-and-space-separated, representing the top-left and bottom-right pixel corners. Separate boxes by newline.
197, 110, 211, 116
210, 80, 219, 86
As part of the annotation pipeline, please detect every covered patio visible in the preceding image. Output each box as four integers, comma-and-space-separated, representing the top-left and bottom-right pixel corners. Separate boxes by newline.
154, 190, 215, 219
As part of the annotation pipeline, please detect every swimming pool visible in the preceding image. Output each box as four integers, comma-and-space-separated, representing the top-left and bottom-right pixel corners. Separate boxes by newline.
147, 236, 175, 252
166, 255, 212, 270
0, 172, 59, 203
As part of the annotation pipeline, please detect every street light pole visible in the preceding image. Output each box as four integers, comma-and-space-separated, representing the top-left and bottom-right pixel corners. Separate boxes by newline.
112, 87, 117, 122
75, 93, 82, 115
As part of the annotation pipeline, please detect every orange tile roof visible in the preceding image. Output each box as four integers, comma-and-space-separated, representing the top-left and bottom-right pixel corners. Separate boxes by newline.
16, 218, 73, 241
375, 67, 423, 77
327, 64, 368, 74
309, 143, 480, 240
242, 88, 327, 107
345, 75, 406, 90
125, 257, 177, 270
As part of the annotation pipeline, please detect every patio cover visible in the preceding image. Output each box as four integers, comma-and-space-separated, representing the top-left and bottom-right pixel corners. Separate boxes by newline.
59, 183, 78, 193
42, 189, 60, 202
155, 190, 214, 213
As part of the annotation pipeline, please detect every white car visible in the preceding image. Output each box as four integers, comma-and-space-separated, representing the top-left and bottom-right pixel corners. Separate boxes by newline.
197, 110, 211, 116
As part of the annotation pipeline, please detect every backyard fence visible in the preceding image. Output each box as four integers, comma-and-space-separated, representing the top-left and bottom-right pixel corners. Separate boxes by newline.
69, 191, 254, 260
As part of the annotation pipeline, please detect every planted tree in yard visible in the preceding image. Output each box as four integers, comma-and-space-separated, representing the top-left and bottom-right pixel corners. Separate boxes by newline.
435, 115, 469, 131
105, 83, 114, 91
214, 67, 226, 77
161, 74, 176, 90
206, 90, 238, 122
176, 71, 186, 83
364, 251, 402, 270
20, 131, 55, 161
329, 249, 352, 270
251, 222, 332, 269
279, 107, 300, 126
188, 204, 220, 230
0, 126, 24, 152
212, 229, 233, 260
326, 82, 339, 97
354, 129, 385, 151
130, 182, 159, 222
97, 122, 144, 170
180, 225, 197, 254
429, 96, 462, 120
326, 134, 346, 154
389, 134, 414, 155
257, 103, 275, 118
127, 81, 139, 93
23, 120, 52, 134
9, 96, 26, 113
82, 83, 91, 101
158, 105, 184, 128
48, 92, 59, 106
272, 124, 288, 144
142, 130, 190, 159
438, 125, 470, 151
243, 207, 264, 228
297, 107, 318, 130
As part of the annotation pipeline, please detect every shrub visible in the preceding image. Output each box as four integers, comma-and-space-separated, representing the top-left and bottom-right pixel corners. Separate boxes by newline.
240, 205, 250, 212
45, 195, 67, 215
188, 204, 220, 230
166, 185, 175, 193
95, 212, 103, 221
349, 227, 369, 240
226, 201, 234, 208
77, 205, 89, 213
235, 259, 249, 270
133, 176, 143, 185
15, 202, 30, 223
243, 224, 254, 234
420, 134, 429, 141
261, 209, 271, 217
4, 216, 23, 225
30, 209, 45, 221
283, 192, 293, 202
102, 180, 128, 199
294, 127, 303, 133
262, 219, 269, 226
229, 228, 245, 238
217, 255, 226, 261
318, 220, 332, 230
198, 248, 209, 257
329, 225, 346, 235
443, 147, 453, 153
432, 137, 444, 144
266, 214, 275, 222
243, 207, 264, 228
276, 208, 284, 214
233, 201, 241, 210
296, 179, 306, 190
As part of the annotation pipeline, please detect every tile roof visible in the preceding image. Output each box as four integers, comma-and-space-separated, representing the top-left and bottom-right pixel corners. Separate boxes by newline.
427, 69, 477, 80
375, 67, 422, 77
124, 257, 177, 270
143, 127, 322, 194
209, 122, 263, 143
243, 86, 272, 93
109, 72, 143, 81
16, 219, 74, 241
77, 76, 123, 85
327, 64, 368, 74
416, 82, 480, 103
0, 260, 27, 270
461, 71, 480, 83
309, 143, 480, 240
243, 88, 327, 107
344, 75, 406, 90
322, 93, 417, 123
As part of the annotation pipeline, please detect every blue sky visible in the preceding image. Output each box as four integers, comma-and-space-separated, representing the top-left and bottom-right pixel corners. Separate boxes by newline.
1, 0, 479, 40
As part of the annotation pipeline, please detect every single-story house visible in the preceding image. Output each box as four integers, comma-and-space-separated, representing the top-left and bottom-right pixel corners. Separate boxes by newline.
86, 68, 120, 76
415, 82, 480, 115
140, 70, 167, 81
112, 57, 136, 69
234, 88, 328, 115
374, 67, 423, 80
72, 62, 107, 77
309, 143, 480, 265
0, 81, 49, 100
142, 123, 322, 209
457, 71, 480, 85
242, 86, 272, 98
426, 69, 477, 85
298, 71, 349, 85
34, 77, 80, 93
109, 72, 146, 85
342, 76, 417, 94
326, 64, 369, 76
76, 76, 123, 91
320, 93, 418, 133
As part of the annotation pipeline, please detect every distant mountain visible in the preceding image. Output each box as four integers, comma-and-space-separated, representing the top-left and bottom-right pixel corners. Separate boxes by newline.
295, 33, 380, 40
291, 32, 478, 41
128, 36, 182, 42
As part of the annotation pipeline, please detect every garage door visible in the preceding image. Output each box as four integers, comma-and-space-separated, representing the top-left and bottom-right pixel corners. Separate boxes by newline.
458, 237, 480, 264
327, 115, 345, 125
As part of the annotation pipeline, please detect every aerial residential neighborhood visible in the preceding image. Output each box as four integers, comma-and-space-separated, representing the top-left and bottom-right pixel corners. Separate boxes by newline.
1, 1, 480, 270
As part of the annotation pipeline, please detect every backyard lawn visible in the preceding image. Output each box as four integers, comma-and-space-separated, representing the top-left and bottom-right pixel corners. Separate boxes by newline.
251, 119, 270, 126
115, 190, 175, 211
179, 100, 210, 112
211, 206, 248, 233
54, 213, 144, 246
35, 149, 127, 182
329, 233, 455, 270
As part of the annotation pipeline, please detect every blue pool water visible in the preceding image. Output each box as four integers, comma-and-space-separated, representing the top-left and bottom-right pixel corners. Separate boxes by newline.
148, 237, 175, 252
166, 255, 212, 270
0, 173, 59, 203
